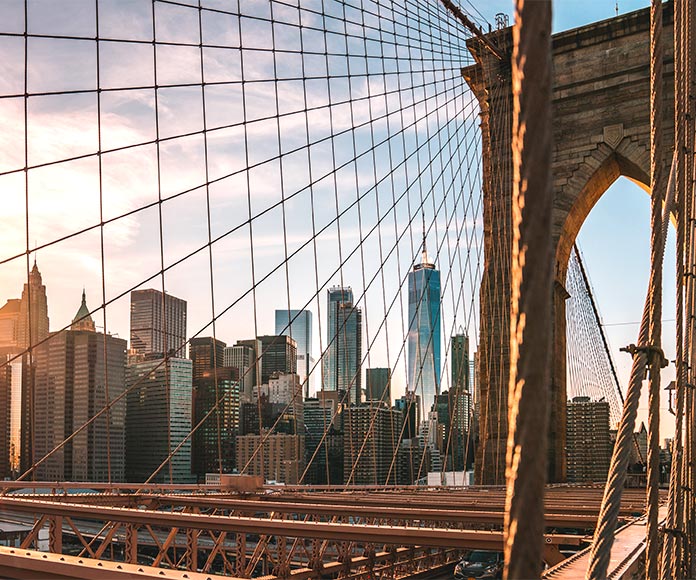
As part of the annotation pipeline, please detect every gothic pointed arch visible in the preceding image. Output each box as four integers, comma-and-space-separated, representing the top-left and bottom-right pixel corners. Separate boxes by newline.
556, 148, 651, 285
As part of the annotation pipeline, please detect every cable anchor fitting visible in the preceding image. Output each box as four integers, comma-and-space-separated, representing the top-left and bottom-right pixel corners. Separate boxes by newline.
620, 343, 668, 379
662, 527, 687, 539
620, 343, 669, 367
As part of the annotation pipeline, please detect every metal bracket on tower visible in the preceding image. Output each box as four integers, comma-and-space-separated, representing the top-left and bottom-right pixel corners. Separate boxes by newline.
620, 343, 669, 376
439, 0, 505, 61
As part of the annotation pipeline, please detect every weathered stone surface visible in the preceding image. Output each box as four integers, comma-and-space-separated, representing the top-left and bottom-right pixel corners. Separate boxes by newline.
465, 5, 674, 485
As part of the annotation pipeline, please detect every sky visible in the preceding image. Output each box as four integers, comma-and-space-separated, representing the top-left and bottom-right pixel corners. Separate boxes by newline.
0, 0, 676, 439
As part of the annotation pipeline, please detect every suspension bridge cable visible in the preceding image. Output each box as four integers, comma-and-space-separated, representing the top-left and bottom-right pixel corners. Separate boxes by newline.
10, 83, 479, 493
503, 1, 553, 578
646, 2, 665, 576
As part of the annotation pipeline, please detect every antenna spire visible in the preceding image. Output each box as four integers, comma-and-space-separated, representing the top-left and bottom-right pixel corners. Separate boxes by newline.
421, 209, 428, 264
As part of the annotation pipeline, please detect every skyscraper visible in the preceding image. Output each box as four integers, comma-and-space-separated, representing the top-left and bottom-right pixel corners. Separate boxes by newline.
72, 289, 96, 332
275, 309, 315, 398
365, 367, 391, 403
449, 333, 471, 469
189, 337, 226, 382
566, 396, 611, 483
190, 337, 234, 480
343, 403, 400, 485
16, 260, 50, 350
129, 289, 187, 358
0, 348, 21, 479
236, 433, 305, 484
0, 300, 21, 348
258, 335, 297, 384
407, 219, 441, 418
303, 397, 344, 485
2, 263, 50, 475
395, 392, 420, 441
224, 342, 256, 397
125, 356, 193, 483
252, 372, 304, 434
322, 287, 362, 405
450, 333, 469, 391
33, 291, 127, 481
192, 366, 240, 480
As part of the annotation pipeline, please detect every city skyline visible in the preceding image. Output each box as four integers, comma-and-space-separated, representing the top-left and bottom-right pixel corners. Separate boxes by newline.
0, 0, 482, 413
0, 260, 657, 487
0, 266, 468, 404
0, 3, 676, 472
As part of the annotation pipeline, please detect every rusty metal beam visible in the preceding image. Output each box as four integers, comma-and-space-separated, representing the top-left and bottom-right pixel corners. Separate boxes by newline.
0, 496, 586, 549
438, 0, 505, 59
0, 545, 234, 580
146, 495, 614, 528
33, 487, 650, 518
93, 523, 122, 560
8, 493, 597, 516
261, 487, 653, 505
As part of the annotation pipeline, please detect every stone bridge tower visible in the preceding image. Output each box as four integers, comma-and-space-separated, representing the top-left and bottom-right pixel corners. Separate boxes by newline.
464, 4, 675, 484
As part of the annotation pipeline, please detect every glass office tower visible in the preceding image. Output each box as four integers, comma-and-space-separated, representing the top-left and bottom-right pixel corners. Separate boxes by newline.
322, 287, 362, 405
126, 357, 193, 483
407, 229, 441, 418
365, 367, 391, 403
129, 288, 187, 358
275, 309, 314, 397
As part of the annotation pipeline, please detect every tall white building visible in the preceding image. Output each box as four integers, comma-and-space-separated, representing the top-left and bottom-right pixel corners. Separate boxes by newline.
253, 372, 301, 405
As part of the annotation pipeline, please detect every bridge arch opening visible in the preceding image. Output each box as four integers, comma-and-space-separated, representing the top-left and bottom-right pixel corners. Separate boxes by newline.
556, 152, 650, 286
564, 173, 677, 455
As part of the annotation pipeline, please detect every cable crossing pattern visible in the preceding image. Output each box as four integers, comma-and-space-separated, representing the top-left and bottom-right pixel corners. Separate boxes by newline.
0, 1, 693, 579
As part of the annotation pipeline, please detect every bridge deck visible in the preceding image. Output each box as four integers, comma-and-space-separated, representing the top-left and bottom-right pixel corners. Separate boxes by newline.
543, 504, 668, 579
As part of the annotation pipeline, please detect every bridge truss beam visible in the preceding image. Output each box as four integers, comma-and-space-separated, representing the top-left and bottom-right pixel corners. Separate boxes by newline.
0, 488, 621, 579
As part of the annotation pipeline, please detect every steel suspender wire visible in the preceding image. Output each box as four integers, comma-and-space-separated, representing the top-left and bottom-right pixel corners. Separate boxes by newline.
1, 0, 488, 506
666, 1, 687, 574
196, 0, 223, 481
94, 0, 113, 486
662, 1, 693, 576
684, 1, 696, 572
